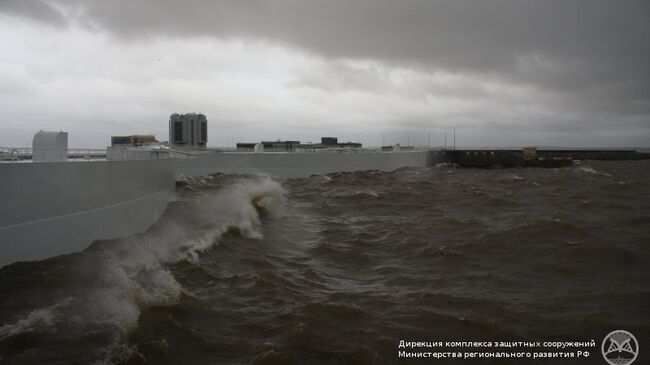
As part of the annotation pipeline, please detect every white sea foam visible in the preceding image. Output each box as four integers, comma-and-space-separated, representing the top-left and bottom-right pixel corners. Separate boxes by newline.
355, 190, 379, 198
0, 175, 286, 364
0, 297, 73, 339
89, 175, 286, 331
80, 175, 285, 362
578, 166, 612, 177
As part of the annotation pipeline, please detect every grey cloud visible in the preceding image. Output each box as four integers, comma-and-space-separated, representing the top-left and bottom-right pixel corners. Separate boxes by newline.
13, 0, 646, 91
0, 63, 37, 95
1, 0, 648, 144
3, 1, 648, 98
289, 61, 394, 94
0, 0, 66, 27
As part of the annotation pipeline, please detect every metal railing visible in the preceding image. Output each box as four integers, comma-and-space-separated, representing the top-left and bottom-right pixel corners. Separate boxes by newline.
68, 148, 107, 159
1, 147, 107, 161
169, 149, 200, 159
1, 146, 203, 162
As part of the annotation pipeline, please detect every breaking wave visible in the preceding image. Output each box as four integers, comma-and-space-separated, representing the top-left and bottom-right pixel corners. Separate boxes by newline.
576, 166, 613, 177
0, 174, 286, 364
0, 298, 73, 340
1, 161, 648, 365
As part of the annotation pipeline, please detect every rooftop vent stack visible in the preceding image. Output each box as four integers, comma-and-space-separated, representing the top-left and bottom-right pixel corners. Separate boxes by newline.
32, 130, 68, 162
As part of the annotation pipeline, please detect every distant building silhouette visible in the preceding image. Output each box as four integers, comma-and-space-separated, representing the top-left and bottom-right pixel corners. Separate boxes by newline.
169, 113, 207, 148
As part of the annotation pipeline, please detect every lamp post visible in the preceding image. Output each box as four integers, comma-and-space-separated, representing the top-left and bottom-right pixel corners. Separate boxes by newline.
448, 126, 459, 150
444, 128, 447, 150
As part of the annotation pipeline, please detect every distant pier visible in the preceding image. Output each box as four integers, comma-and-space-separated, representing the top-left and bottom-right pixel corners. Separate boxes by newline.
427, 148, 650, 168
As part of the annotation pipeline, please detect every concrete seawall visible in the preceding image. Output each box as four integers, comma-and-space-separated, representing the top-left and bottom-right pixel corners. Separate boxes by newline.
435, 150, 527, 168
427, 149, 650, 168
0, 159, 175, 267
10, 146, 642, 267
0, 150, 431, 267
175, 150, 430, 178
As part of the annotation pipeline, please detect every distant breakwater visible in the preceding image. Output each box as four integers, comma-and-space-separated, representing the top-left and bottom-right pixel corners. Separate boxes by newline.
427, 148, 650, 168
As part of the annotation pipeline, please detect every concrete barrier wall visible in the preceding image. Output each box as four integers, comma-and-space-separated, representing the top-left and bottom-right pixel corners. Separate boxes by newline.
429, 149, 650, 168
0, 150, 428, 267
536, 150, 650, 160
175, 150, 430, 178
0, 159, 175, 267
445, 150, 525, 168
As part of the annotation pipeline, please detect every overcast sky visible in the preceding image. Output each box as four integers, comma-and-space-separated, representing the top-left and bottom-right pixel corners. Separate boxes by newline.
1, 0, 648, 148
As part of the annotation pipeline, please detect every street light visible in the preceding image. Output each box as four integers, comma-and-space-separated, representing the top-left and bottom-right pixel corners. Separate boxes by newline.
443, 128, 447, 149
449, 126, 459, 150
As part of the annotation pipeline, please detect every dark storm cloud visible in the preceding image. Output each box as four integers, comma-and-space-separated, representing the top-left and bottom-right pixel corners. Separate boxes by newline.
5, 0, 648, 94
1, 0, 648, 144
0, 0, 66, 27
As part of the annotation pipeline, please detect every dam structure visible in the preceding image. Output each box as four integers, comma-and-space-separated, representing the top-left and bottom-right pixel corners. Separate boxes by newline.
2, 113, 648, 268
0, 114, 431, 267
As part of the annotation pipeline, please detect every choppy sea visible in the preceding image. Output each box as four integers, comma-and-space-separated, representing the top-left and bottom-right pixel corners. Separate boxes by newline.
1, 160, 648, 364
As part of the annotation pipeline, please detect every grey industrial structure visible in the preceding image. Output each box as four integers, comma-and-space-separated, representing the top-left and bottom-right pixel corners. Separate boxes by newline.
302, 137, 362, 150
236, 137, 362, 152
169, 113, 207, 148
111, 135, 157, 147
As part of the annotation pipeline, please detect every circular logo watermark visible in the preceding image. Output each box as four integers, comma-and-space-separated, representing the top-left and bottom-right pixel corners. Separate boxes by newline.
601, 330, 639, 365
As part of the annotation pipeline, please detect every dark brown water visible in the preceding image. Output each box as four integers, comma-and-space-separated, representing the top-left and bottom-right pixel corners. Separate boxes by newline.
1, 161, 649, 364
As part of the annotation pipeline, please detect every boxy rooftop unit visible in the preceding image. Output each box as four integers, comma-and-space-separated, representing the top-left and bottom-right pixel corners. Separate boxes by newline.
33, 130, 68, 162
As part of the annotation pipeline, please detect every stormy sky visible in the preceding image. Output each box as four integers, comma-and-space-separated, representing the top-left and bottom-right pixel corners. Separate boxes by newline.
1, 0, 648, 148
